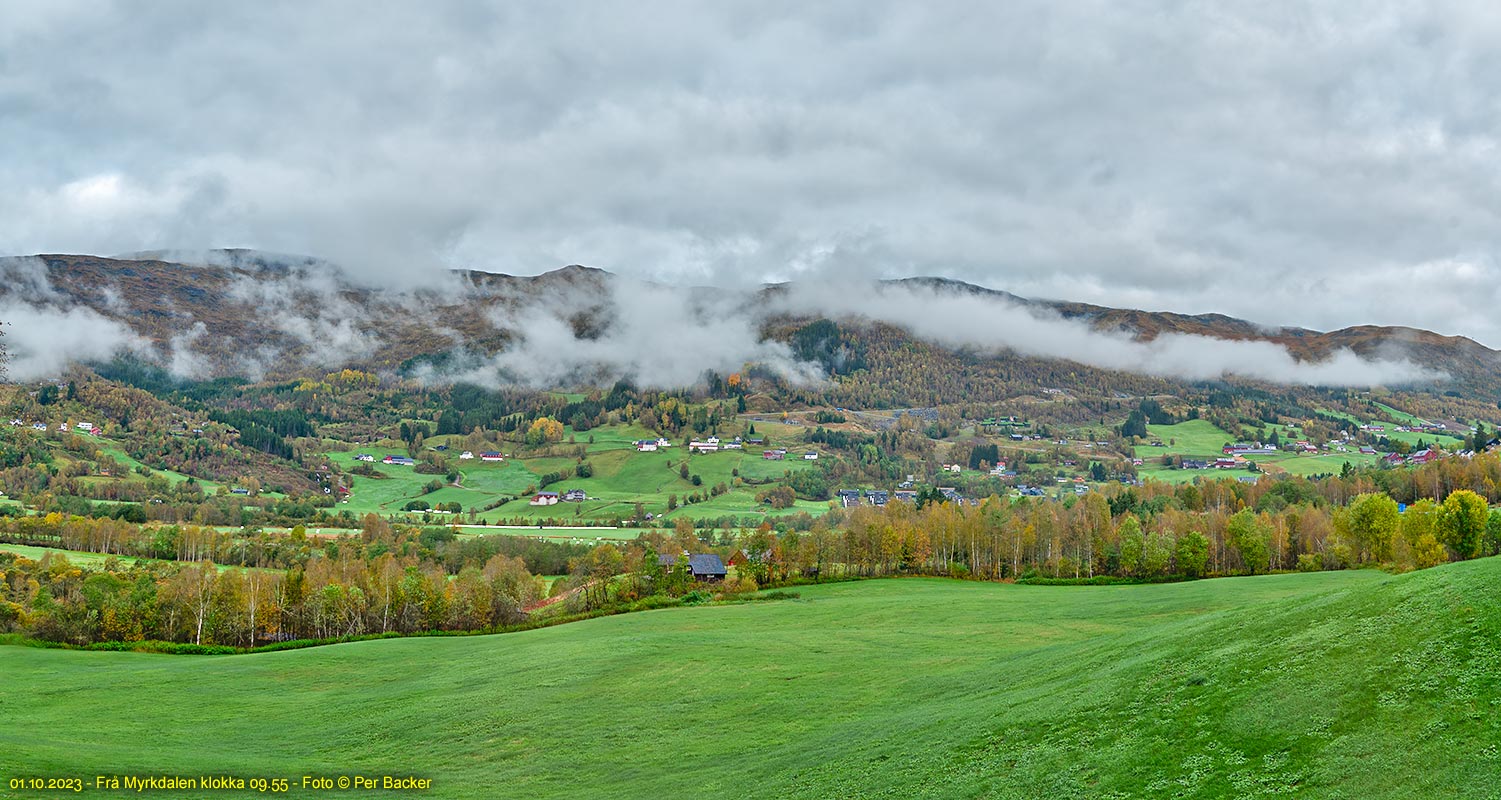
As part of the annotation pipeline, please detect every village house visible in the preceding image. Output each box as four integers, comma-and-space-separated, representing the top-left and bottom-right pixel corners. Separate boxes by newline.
1223, 443, 1275, 455
1407, 448, 1440, 465
865, 490, 889, 507
562, 488, 587, 502
355, 453, 375, 462
530, 491, 560, 506
459, 451, 474, 459
1180, 459, 1210, 470
893, 490, 918, 503
837, 490, 862, 508
803, 451, 819, 460
76, 422, 94, 432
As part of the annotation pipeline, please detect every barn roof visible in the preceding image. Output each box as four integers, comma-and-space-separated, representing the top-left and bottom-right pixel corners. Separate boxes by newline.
688, 554, 726, 576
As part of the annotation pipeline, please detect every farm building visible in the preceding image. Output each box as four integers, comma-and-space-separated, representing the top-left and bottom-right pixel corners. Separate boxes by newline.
803, 452, 819, 460
763, 450, 785, 460
687, 554, 727, 582
530, 491, 560, 506
1408, 449, 1440, 465
635, 440, 658, 452
480, 452, 504, 462
655, 552, 727, 582
689, 440, 719, 452
459, 451, 474, 459
382, 456, 416, 466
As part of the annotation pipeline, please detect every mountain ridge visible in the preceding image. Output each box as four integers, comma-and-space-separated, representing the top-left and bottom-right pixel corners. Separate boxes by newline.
0, 251, 1496, 397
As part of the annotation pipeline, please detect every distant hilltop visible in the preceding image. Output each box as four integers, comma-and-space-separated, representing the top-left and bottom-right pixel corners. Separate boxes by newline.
0, 250, 1495, 399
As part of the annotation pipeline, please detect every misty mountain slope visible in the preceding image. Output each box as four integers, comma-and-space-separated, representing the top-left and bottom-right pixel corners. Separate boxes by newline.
0, 252, 1496, 400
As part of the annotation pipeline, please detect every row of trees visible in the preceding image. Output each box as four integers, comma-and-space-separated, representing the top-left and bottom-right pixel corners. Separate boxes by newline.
751, 488, 1501, 582
3, 549, 541, 647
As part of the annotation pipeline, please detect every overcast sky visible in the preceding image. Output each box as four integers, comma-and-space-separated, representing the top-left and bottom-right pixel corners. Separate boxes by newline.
3, 1, 1499, 345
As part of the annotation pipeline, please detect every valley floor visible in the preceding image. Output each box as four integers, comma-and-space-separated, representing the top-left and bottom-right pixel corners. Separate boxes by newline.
2, 563, 1499, 798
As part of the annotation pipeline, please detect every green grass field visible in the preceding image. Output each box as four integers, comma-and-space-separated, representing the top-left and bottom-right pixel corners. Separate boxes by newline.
1133, 420, 1378, 483
325, 431, 821, 524
4, 560, 1499, 798
0, 544, 275, 574
0, 543, 161, 568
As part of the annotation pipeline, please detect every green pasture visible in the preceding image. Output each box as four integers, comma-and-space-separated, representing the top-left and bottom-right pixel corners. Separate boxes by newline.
3, 560, 1499, 798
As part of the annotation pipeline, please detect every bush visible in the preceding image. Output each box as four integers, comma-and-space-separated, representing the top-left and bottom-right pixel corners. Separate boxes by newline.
1296, 553, 1323, 572
720, 574, 758, 596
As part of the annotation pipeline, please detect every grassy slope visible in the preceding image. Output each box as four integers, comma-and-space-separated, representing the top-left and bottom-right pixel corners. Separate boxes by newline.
1135, 420, 1377, 484
4, 561, 1500, 798
330, 436, 821, 523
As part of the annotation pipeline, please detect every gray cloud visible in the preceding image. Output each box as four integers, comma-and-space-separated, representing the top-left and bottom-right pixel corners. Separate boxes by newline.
771, 283, 1440, 386
2, 2, 1500, 344
0, 302, 149, 381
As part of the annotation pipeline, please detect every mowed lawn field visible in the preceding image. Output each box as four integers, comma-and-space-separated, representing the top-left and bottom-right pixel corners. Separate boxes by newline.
4, 562, 1501, 798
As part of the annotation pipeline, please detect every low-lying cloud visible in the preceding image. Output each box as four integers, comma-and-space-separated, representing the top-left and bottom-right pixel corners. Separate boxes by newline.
769, 282, 1442, 386
0, 255, 1447, 389
0, 302, 149, 382
417, 280, 824, 389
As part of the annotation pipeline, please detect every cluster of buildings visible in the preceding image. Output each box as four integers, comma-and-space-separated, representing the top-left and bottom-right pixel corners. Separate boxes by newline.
455, 451, 504, 461
836, 486, 961, 508
11, 419, 96, 434
529, 488, 588, 506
